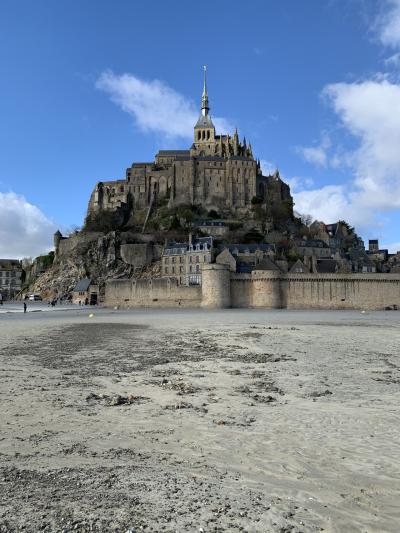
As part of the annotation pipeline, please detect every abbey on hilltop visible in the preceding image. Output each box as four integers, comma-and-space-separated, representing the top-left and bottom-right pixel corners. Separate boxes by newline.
87, 68, 292, 218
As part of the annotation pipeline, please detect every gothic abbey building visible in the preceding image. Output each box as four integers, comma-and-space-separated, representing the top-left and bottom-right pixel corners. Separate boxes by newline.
87, 70, 293, 219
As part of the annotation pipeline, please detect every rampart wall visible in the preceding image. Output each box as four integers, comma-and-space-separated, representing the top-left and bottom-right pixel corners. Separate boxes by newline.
106, 278, 201, 308
105, 267, 400, 310
247, 271, 400, 310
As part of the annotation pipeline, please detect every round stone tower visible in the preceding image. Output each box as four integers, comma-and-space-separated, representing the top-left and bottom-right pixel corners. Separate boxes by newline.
53, 230, 62, 250
53, 229, 64, 263
201, 264, 231, 308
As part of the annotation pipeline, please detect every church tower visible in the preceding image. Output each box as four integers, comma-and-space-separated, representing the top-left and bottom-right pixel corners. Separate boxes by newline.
193, 66, 215, 150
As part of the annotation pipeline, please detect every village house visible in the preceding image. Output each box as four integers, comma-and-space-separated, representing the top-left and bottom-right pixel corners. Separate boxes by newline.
195, 219, 228, 237
0, 259, 23, 300
161, 236, 213, 285
294, 238, 332, 259
72, 278, 99, 305
216, 243, 275, 273
367, 239, 389, 263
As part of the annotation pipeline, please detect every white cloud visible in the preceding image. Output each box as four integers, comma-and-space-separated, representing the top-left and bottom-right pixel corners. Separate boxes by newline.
286, 176, 314, 193
96, 71, 233, 139
293, 1, 400, 232
293, 78, 400, 232
259, 159, 276, 175
0, 192, 56, 258
296, 132, 331, 167
378, 0, 400, 48
294, 185, 355, 225
324, 80, 400, 210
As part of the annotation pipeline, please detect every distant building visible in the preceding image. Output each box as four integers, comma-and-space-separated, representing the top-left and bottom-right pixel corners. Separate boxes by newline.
294, 238, 332, 258
0, 259, 23, 300
369, 239, 379, 252
161, 236, 213, 285
72, 278, 99, 305
367, 247, 388, 263
216, 243, 275, 273
289, 259, 310, 273
195, 219, 228, 237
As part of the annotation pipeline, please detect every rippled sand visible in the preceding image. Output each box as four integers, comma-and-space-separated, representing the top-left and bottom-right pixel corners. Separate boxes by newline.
1, 308, 399, 532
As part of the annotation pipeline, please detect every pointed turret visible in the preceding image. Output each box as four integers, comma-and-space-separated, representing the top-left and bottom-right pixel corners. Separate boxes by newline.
233, 127, 239, 156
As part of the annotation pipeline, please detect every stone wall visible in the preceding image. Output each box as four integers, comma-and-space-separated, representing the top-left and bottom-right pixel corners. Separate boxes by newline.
236, 271, 400, 310
106, 277, 201, 308
120, 243, 162, 269
57, 232, 103, 260
105, 267, 400, 310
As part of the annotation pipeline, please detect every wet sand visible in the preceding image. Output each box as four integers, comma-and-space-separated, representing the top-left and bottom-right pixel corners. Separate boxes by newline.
0, 308, 399, 532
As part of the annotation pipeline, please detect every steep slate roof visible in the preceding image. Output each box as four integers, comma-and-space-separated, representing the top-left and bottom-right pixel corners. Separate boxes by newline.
296, 239, 329, 248
253, 258, 280, 271
316, 260, 339, 273
225, 244, 274, 255
164, 236, 213, 255
0, 259, 21, 270
289, 259, 310, 273
236, 262, 253, 273
157, 150, 190, 156
73, 278, 92, 292
194, 114, 215, 128
367, 249, 388, 255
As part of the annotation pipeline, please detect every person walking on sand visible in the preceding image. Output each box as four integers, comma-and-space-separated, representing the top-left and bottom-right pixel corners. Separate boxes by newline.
23, 302, 27, 313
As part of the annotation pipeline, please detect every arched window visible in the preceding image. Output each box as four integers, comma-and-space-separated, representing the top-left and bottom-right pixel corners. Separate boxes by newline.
198, 131, 201, 141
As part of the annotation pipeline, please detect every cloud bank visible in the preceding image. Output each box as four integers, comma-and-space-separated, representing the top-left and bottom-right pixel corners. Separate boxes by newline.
96, 71, 233, 139
293, 1, 400, 240
378, 0, 400, 48
0, 192, 56, 258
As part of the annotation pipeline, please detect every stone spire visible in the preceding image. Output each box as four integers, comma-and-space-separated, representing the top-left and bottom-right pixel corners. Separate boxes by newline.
233, 128, 239, 156
201, 65, 209, 117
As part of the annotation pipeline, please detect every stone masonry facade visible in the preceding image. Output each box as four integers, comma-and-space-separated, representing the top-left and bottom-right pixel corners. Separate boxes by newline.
87, 68, 292, 218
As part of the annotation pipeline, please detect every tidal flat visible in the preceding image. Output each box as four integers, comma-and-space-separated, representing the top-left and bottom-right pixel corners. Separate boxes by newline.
0, 308, 399, 532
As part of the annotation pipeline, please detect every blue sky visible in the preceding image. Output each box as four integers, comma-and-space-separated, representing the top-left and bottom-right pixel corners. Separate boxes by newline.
1, 0, 400, 257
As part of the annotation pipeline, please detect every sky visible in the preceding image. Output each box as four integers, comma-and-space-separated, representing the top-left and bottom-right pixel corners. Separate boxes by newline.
1, 0, 400, 257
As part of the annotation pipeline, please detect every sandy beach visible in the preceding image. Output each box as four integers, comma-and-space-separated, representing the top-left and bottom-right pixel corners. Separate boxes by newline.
0, 307, 399, 532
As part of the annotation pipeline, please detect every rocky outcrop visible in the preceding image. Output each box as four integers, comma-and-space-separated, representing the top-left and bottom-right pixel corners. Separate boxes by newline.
28, 230, 162, 301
